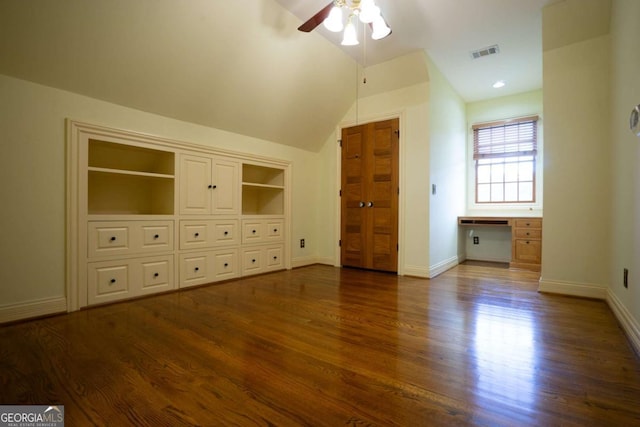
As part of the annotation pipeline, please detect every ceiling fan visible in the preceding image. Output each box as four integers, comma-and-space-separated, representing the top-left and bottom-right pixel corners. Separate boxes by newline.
298, 0, 391, 45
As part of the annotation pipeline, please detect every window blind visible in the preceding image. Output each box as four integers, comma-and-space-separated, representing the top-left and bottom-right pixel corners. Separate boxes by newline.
473, 116, 538, 160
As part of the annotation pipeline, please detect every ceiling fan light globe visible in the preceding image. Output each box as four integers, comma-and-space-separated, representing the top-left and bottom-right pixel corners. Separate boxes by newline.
341, 20, 359, 45
359, 3, 380, 24
323, 6, 344, 32
371, 15, 391, 40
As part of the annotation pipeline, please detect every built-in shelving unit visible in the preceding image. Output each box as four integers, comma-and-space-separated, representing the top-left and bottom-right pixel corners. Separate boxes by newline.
68, 121, 291, 311
242, 163, 285, 215
87, 140, 175, 215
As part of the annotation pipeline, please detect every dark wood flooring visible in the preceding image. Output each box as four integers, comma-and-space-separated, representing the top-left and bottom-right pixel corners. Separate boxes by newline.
1, 264, 639, 426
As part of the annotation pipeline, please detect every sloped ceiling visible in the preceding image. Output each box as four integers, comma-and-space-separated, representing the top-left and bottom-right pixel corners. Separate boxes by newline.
0, 0, 358, 151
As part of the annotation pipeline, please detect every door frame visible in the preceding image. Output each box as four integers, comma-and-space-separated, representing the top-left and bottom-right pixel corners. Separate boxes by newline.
334, 110, 406, 275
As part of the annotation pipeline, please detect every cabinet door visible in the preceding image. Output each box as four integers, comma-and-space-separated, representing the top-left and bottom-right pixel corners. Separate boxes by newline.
212, 158, 239, 215
180, 154, 213, 214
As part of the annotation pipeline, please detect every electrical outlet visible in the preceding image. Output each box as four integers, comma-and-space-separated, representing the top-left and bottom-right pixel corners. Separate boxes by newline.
300, 238, 305, 248
624, 268, 629, 288
473, 236, 479, 245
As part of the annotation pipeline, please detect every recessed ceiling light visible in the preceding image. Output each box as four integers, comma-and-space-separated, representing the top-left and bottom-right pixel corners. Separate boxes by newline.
493, 80, 506, 89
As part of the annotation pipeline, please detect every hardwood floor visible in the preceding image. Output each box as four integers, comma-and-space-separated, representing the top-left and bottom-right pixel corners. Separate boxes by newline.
1, 264, 639, 426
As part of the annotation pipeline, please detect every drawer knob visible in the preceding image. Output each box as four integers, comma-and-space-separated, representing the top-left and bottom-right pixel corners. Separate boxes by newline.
252, 229, 256, 234
195, 232, 199, 237
195, 267, 199, 271
110, 236, 117, 242
526, 223, 530, 226
154, 273, 159, 278
154, 234, 160, 239
110, 278, 116, 284
526, 232, 530, 236
273, 229, 278, 233
252, 259, 256, 263
224, 231, 229, 235
526, 241, 530, 244
273, 256, 278, 260
224, 263, 228, 268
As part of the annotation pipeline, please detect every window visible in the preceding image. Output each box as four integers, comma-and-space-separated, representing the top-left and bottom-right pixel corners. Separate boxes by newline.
473, 116, 538, 204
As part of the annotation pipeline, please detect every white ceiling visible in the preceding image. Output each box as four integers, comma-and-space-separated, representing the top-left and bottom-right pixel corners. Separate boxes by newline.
276, 0, 560, 102
0, 0, 559, 152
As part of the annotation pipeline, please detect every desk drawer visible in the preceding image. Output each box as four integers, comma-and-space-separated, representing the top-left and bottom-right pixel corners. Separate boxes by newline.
514, 229, 542, 239
514, 219, 542, 229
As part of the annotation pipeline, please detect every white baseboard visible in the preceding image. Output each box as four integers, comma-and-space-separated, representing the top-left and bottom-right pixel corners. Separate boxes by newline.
429, 255, 459, 278
607, 289, 640, 357
291, 256, 334, 269
403, 264, 431, 278
538, 277, 607, 299
0, 297, 67, 324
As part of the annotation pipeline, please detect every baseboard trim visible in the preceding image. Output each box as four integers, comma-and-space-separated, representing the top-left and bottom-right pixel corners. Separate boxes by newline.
403, 265, 431, 279
429, 255, 459, 278
538, 278, 607, 299
291, 256, 334, 269
607, 289, 640, 357
0, 297, 67, 324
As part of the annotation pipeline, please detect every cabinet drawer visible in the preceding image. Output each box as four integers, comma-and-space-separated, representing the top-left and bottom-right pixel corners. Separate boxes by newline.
180, 254, 208, 285
514, 239, 542, 264
241, 245, 284, 276
141, 224, 172, 250
212, 250, 239, 281
89, 262, 130, 304
213, 221, 239, 245
89, 223, 130, 257
514, 219, 542, 229
266, 246, 284, 271
140, 256, 174, 294
514, 229, 542, 239
89, 221, 174, 258
88, 255, 175, 305
180, 220, 239, 249
179, 249, 239, 288
265, 220, 284, 241
242, 248, 263, 275
180, 223, 209, 249
242, 221, 265, 244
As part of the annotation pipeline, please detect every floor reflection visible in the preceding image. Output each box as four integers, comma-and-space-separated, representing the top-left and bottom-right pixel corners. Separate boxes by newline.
473, 303, 537, 410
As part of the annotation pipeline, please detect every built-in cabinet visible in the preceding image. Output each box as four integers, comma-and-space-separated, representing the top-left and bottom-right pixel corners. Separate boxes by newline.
458, 216, 542, 272
511, 218, 542, 270
68, 120, 290, 310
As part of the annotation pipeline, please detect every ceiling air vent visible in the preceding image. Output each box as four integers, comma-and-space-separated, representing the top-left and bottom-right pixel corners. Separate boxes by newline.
471, 44, 500, 59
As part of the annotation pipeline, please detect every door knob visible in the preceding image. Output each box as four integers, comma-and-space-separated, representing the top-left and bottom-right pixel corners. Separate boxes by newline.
359, 201, 365, 208
367, 201, 374, 208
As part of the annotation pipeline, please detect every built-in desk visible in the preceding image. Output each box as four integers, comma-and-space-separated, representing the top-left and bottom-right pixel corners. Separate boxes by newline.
458, 216, 542, 271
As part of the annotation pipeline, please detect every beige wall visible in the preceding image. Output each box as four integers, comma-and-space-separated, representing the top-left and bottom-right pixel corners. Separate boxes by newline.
540, 16, 611, 294
426, 56, 467, 275
609, 0, 640, 339
464, 90, 543, 262
316, 51, 467, 277
0, 73, 322, 314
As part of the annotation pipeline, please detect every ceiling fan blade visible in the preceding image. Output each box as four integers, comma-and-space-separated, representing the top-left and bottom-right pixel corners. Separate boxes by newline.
297, 2, 334, 32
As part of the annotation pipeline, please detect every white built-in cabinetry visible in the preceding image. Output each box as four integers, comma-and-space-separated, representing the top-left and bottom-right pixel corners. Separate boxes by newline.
68, 120, 290, 310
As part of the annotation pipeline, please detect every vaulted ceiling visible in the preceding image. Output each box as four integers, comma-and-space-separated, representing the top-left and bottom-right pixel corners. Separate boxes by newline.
0, 0, 557, 152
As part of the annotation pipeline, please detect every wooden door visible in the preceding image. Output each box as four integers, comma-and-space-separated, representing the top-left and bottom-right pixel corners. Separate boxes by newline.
341, 118, 399, 272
